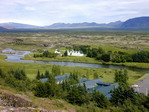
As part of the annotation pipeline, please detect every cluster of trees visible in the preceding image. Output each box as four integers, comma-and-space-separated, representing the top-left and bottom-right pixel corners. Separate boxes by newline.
110, 69, 149, 111
83, 46, 149, 63
36, 65, 61, 80
0, 67, 148, 111
132, 51, 149, 62
73, 45, 90, 54
33, 50, 58, 58
0, 68, 31, 91
72, 45, 149, 63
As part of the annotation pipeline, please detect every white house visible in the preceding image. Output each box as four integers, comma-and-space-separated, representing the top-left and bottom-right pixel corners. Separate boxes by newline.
54, 49, 61, 54
67, 50, 84, 56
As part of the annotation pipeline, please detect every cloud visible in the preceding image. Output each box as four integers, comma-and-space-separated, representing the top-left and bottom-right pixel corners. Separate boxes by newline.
0, 0, 149, 25
25, 7, 36, 11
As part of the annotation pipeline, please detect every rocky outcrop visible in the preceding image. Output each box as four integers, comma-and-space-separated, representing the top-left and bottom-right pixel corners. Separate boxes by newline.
0, 91, 64, 112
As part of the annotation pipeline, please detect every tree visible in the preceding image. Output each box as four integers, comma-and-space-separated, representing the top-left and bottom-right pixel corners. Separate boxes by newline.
67, 85, 87, 105
110, 84, 136, 106
52, 65, 61, 76
0, 68, 5, 78
43, 50, 50, 57
132, 51, 149, 63
34, 82, 47, 97
44, 70, 50, 78
64, 50, 68, 56
100, 54, 111, 62
114, 69, 128, 85
93, 72, 99, 79
36, 70, 41, 80
92, 90, 110, 108
68, 71, 79, 84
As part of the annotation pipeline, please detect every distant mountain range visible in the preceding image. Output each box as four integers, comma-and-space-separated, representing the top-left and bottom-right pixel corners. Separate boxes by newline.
0, 22, 39, 29
0, 17, 149, 30
121, 17, 149, 28
0, 26, 7, 31
45, 21, 123, 28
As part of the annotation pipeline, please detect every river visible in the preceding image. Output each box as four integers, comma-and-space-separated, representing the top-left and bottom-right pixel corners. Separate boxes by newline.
2, 48, 149, 73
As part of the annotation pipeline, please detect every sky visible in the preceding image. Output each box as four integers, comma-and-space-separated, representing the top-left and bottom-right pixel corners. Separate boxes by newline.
0, 0, 149, 26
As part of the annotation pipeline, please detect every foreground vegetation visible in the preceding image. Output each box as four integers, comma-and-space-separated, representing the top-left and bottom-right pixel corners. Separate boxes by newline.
0, 66, 148, 112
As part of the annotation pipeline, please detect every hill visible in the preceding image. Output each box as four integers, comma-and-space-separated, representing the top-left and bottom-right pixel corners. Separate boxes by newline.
46, 21, 123, 28
0, 26, 8, 31
0, 22, 39, 29
121, 17, 149, 28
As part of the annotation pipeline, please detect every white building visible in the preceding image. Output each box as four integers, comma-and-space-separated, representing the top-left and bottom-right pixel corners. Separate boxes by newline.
67, 50, 84, 56
54, 49, 61, 54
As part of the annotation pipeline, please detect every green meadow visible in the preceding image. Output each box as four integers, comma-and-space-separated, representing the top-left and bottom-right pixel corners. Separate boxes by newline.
0, 54, 146, 85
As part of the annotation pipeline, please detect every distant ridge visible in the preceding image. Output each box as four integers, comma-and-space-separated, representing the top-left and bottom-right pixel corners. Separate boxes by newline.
0, 22, 39, 29
0, 26, 7, 31
45, 21, 123, 28
0, 16, 149, 30
121, 17, 149, 28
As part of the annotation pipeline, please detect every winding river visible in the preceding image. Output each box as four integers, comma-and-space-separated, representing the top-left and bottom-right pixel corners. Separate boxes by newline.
2, 49, 149, 73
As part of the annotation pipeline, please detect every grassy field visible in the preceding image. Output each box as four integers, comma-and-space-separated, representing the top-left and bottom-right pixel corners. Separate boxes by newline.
0, 54, 146, 85
0, 31, 149, 51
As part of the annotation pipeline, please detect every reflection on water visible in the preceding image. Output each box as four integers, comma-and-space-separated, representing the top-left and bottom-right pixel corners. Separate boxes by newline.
3, 48, 149, 73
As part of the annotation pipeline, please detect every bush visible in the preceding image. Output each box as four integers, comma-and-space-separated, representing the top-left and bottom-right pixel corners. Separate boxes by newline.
92, 90, 110, 108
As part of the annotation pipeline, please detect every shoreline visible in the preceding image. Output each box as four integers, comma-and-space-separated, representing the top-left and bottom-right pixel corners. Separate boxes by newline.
22, 56, 149, 70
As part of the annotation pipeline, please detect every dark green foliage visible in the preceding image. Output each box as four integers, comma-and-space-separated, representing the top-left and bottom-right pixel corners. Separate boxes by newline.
143, 96, 149, 109
44, 70, 50, 78
93, 72, 99, 79
8, 69, 27, 80
63, 50, 68, 56
36, 70, 41, 80
68, 71, 79, 84
48, 74, 55, 84
132, 51, 149, 62
122, 99, 149, 112
67, 85, 88, 105
0, 68, 5, 78
111, 51, 131, 63
100, 53, 111, 62
114, 69, 128, 85
34, 82, 48, 97
34, 81, 62, 98
87, 47, 105, 58
52, 65, 61, 76
86, 47, 149, 63
0, 69, 31, 91
34, 50, 58, 58
73, 45, 90, 54
92, 90, 110, 108
110, 85, 136, 106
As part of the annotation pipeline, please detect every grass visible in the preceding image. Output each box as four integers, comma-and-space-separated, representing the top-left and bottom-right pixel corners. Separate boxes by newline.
24, 54, 100, 64
23, 52, 149, 69
0, 54, 146, 85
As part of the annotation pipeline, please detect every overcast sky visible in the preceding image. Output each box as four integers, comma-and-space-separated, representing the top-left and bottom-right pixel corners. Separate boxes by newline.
0, 0, 149, 26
